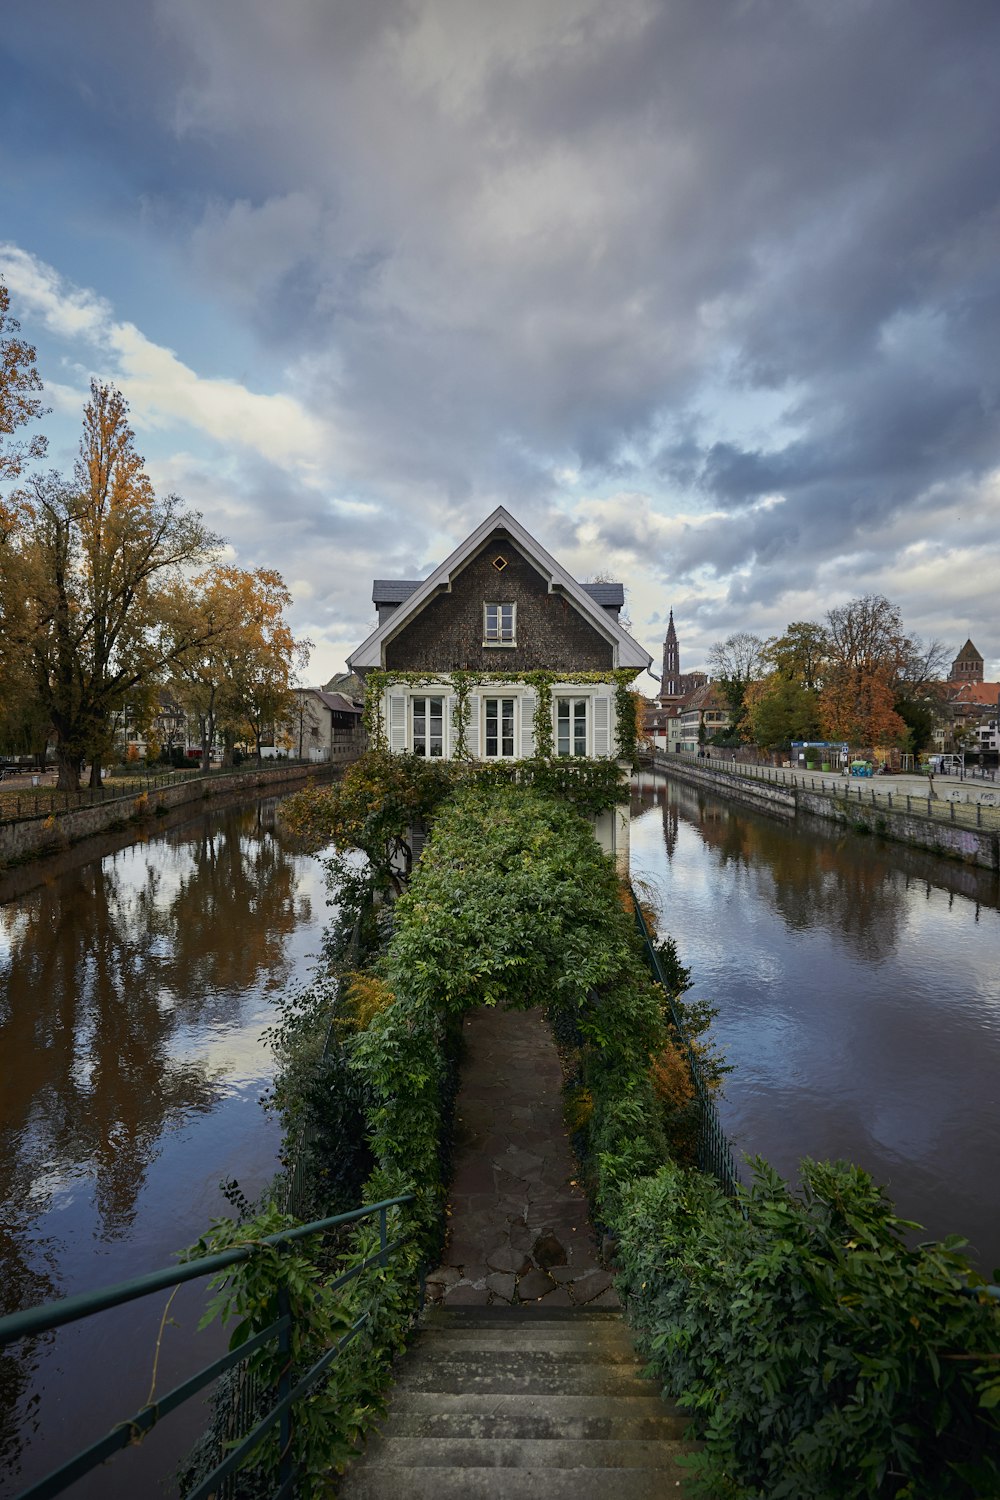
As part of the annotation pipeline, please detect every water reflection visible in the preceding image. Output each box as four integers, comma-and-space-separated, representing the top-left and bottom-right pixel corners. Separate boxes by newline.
630, 772, 1000, 1267
0, 797, 326, 1492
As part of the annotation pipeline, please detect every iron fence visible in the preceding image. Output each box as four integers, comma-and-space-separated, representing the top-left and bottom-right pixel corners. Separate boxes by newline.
645, 749, 1000, 836
0, 1194, 415, 1500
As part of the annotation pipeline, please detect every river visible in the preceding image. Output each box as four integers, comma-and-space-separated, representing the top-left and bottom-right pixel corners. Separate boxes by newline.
0, 793, 332, 1499
4, 775, 999, 1496
630, 770, 1000, 1273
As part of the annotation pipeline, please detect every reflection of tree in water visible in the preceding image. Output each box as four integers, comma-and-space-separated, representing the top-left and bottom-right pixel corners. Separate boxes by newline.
664, 782, 909, 964
0, 1233, 57, 1480
0, 802, 308, 1473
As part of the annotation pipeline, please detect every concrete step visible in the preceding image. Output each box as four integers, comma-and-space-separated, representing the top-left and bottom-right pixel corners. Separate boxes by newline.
338, 1303, 698, 1496
407, 1329, 641, 1361
357, 1435, 687, 1469
393, 1350, 660, 1397
340, 1465, 690, 1498
427, 1306, 623, 1325
409, 1329, 638, 1353
380, 1397, 687, 1442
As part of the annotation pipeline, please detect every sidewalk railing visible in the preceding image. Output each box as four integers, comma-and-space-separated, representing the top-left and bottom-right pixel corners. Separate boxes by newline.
645, 750, 1000, 835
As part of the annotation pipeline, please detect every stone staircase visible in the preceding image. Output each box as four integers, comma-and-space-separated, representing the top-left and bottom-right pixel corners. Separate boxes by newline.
339, 1305, 697, 1497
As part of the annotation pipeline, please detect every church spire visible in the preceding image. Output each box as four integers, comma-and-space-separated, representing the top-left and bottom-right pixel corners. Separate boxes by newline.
662, 609, 680, 696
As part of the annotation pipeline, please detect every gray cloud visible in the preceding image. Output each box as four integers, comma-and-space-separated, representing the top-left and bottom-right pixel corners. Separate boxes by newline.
4, 0, 1000, 674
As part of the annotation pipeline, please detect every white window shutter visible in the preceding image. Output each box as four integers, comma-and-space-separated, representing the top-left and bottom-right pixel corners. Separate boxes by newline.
389, 694, 407, 753
593, 693, 611, 757
520, 692, 536, 758
446, 695, 457, 758
465, 694, 480, 758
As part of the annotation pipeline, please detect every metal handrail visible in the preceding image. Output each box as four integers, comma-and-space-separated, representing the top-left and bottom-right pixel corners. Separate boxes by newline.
0, 1193, 416, 1500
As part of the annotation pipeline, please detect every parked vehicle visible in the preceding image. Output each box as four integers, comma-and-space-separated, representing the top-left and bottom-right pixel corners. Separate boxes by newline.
850, 759, 873, 778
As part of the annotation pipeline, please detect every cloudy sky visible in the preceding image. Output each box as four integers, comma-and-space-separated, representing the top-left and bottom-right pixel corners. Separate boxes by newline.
2, 0, 999, 684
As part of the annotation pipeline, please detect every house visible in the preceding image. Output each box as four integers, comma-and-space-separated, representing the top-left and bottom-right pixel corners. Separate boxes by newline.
347, 506, 651, 867
675, 682, 732, 753
289, 688, 365, 762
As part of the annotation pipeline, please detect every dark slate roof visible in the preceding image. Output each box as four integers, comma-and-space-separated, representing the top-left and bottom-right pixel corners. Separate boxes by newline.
581, 582, 625, 608
372, 580, 421, 605
313, 691, 363, 715
372, 578, 623, 608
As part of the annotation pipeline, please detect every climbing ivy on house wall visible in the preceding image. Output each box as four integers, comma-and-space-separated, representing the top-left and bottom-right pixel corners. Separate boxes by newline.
361, 668, 640, 764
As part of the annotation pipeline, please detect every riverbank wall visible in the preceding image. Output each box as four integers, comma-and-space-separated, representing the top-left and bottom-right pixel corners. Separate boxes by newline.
653, 755, 1000, 872
0, 763, 336, 871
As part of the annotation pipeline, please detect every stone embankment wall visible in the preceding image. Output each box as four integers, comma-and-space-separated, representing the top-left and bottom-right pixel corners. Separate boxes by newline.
655, 756, 999, 871
0, 764, 335, 870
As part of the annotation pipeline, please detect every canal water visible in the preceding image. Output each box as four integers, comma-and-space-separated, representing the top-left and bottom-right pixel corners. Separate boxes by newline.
630, 771, 1000, 1273
0, 794, 332, 1499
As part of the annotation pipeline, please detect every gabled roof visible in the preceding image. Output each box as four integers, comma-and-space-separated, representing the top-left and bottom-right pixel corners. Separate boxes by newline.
955, 638, 983, 660
349, 506, 651, 673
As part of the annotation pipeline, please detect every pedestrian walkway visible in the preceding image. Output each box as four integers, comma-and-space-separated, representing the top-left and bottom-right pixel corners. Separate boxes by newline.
426, 1005, 617, 1308
339, 1004, 700, 1497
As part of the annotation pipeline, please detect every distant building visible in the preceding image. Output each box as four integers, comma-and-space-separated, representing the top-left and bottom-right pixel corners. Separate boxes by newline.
675, 682, 731, 753
949, 639, 984, 684
289, 688, 365, 762
657, 610, 706, 706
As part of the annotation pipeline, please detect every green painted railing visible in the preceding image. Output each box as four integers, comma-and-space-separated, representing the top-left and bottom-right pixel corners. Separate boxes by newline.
0, 1193, 415, 1500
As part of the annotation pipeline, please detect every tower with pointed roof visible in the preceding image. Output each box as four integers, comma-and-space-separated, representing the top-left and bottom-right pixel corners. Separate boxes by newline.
662, 609, 680, 697
950, 639, 984, 684
657, 610, 706, 707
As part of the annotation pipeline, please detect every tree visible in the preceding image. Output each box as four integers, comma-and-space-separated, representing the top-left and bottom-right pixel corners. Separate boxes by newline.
209, 567, 311, 762
763, 621, 829, 690
741, 622, 828, 750
0, 281, 47, 483
707, 632, 767, 729
744, 674, 824, 749
0, 383, 221, 788
819, 595, 910, 747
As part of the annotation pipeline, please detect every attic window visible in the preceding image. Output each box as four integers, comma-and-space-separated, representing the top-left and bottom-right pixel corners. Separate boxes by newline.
492, 554, 508, 572
484, 602, 516, 646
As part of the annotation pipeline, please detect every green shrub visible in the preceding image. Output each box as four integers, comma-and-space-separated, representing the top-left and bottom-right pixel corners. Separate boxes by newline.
616, 1157, 1000, 1499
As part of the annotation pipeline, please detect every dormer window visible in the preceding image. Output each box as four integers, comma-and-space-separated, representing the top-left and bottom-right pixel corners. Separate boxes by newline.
484, 602, 516, 646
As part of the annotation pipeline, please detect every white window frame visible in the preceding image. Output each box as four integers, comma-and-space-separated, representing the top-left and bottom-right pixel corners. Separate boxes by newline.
483, 602, 516, 647
554, 695, 589, 757
482, 695, 518, 758
411, 694, 446, 758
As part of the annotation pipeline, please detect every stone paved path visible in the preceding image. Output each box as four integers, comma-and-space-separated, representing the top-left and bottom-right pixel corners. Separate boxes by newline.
425, 1006, 617, 1308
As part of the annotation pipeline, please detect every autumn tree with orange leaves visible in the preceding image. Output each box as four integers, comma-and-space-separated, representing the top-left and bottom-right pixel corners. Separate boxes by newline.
1, 381, 221, 788
169, 566, 311, 767
818, 595, 910, 748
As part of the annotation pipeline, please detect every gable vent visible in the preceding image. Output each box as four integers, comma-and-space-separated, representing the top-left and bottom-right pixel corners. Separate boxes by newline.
492, 554, 508, 571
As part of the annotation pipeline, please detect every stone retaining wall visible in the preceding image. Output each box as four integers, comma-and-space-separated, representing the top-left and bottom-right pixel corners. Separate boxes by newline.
0, 763, 337, 870
657, 756, 796, 817
652, 756, 999, 871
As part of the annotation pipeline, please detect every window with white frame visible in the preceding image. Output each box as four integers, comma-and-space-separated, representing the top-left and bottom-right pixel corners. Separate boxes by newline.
484, 602, 516, 646
484, 697, 516, 757
412, 695, 445, 757
555, 696, 588, 756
